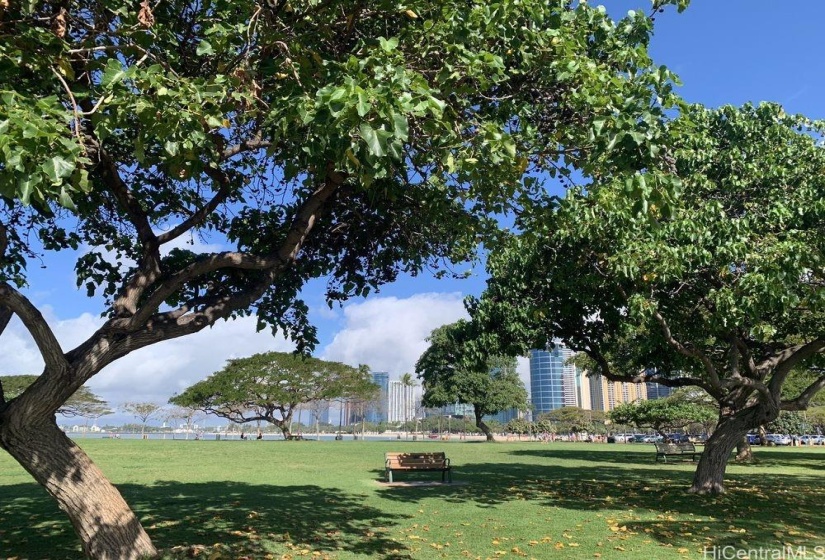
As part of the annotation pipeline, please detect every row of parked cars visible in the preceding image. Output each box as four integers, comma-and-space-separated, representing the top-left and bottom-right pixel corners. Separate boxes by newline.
747, 433, 825, 445
609, 432, 825, 445
609, 433, 694, 443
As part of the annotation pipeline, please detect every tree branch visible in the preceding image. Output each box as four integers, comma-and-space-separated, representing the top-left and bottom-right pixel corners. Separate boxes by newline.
731, 335, 758, 377
68, 167, 347, 384
0, 283, 68, 373
766, 338, 825, 397
221, 138, 272, 160
723, 376, 772, 405
0, 305, 12, 338
156, 185, 232, 245
84, 131, 162, 317
122, 167, 345, 330
573, 342, 719, 398
781, 375, 825, 411
650, 306, 722, 390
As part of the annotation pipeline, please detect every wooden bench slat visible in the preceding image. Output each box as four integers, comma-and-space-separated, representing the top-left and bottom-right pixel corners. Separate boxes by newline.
385, 452, 452, 483
654, 441, 701, 463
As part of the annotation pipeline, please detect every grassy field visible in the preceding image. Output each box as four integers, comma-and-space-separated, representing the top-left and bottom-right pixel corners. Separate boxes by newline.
1, 440, 823, 560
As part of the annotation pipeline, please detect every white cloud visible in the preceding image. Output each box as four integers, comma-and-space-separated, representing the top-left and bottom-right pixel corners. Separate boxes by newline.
320, 292, 469, 379
0, 313, 293, 421
517, 356, 530, 390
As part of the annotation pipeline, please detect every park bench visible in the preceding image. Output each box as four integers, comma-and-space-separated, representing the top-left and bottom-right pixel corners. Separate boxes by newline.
286, 434, 305, 441
654, 442, 702, 463
385, 452, 452, 483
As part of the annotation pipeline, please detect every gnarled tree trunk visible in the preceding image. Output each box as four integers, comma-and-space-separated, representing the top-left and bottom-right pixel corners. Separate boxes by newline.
689, 415, 747, 495
690, 404, 777, 494
474, 408, 495, 442
735, 436, 753, 462
0, 415, 156, 560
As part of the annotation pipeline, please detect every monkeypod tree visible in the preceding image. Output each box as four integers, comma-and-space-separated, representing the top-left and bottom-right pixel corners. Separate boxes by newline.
472, 103, 825, 494
538, 406, 606, 434
0, 0, 686, 556
416, 320, 528, 441
170, 352, 373, 439
609, 397, 715, 437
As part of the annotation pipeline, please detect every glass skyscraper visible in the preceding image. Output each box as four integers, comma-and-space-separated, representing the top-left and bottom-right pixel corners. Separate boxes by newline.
529, 345, 576, 414
366, 371, 390, 423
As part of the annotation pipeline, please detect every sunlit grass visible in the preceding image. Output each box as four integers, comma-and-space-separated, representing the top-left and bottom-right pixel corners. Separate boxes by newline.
1, 440, 823, 559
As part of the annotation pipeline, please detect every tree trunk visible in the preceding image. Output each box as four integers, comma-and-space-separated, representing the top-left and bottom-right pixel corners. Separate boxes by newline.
474, 409, 495, 442
689, 416, 746, 495
735, 436, 753, 462
689, 402, 774, 495
278, 423, 291, 439
0, 417, 156, 560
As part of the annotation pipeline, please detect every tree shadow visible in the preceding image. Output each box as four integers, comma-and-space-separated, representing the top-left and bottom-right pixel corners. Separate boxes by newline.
375, 453, 825, 551
0, 481, 411, 560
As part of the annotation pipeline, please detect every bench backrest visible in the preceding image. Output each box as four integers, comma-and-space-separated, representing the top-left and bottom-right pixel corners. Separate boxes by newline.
386, 452, 447, 469
655, 442, 695, 453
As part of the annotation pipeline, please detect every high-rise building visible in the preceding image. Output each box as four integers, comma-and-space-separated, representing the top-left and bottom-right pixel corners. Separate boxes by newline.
529, 345, 578, 414
588, 375, 648, 411
440, 402, 475, 418
646, 382, 673, 400
489, 408, 523, 423
366, 371, 390, 423
388, 380, 418, 423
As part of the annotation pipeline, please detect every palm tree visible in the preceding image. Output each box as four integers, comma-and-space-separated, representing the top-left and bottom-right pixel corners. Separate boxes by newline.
400, 373, 416, 440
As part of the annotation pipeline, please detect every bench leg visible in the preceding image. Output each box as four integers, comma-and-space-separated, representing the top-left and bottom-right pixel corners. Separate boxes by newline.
387, 469, 393, 483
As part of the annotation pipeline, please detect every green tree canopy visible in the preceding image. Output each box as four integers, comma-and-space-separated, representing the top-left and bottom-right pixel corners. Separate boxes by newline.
609, 398, 715, 436
472, 102, 825, 494
415, 320, 528, 441
170, 352, 374, 439
0, 0, 687, 556
539, 406, 606, 434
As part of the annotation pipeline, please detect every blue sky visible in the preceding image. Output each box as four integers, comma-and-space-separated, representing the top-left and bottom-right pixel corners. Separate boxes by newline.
3, 1, 824, 424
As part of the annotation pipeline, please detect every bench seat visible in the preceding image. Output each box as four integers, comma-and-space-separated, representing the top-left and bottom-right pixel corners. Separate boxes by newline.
385, 452, 452, 483
654, 442, 701, 463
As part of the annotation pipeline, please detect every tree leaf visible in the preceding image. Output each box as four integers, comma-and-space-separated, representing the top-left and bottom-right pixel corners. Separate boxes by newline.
196, 40, 214, 56
43, 156, 75, 183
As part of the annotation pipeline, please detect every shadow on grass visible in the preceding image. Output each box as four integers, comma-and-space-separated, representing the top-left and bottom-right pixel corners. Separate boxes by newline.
375, 451, 825, 551
0, 481, 411, 560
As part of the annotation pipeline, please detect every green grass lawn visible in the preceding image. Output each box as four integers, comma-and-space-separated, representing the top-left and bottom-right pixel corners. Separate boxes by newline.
1, 440, 823, 559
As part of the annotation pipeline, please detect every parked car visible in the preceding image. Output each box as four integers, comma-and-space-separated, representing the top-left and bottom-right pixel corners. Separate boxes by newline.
765, 433, 792, 446
640, 434, 661, 443
665, 433, 690, 443
746, 433, 762, 445
610, 433, 635, 443
800, 434, 824, 445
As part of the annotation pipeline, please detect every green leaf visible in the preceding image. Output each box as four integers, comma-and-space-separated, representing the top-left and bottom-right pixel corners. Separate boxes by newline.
17, 175, 39, 205
58, 188, 77, 210
100, 58, 127, 88
378, 36, 399, 53
356, 91, 372, 117
43, 156, 75, 183
392, 112, 409, 142
360, 123, 385, 157
196, 40, 214, 56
